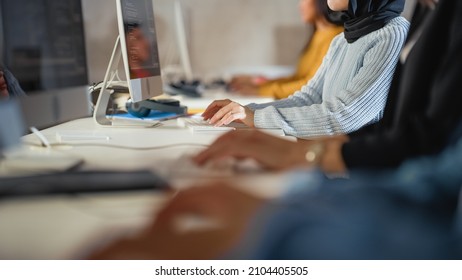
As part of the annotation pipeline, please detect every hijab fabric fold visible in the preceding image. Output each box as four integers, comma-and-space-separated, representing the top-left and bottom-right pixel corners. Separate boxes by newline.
342, 0, 405, 43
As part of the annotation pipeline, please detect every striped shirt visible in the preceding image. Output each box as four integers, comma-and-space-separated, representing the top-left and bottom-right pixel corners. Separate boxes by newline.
247, 17, 409, 138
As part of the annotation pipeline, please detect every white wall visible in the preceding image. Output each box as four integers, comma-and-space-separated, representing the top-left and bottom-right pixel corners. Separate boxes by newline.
82, 0, 417, 84
82, 0, 307, 83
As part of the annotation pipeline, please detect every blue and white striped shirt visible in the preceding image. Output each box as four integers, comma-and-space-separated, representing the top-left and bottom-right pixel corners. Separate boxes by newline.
248, 17, 409, 138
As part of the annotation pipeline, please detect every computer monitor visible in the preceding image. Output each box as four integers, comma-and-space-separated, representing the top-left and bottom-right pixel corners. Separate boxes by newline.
118, 0, 163, 101
0, 0, 91, 130
93, 0, 186, 126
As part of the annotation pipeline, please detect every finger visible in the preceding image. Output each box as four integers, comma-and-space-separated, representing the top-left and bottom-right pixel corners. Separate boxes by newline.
194, 130, 254, 155
216, 109, 247, 127
209, 105, 235, 125
193, 130, 252, 159
201, 100, 231, 120
202, 106, 221, 121
154, 185, 232, 227
210, 102, 245, 125
193, 142, 233, 165
215, 111, 237, 126
194, 130, 278, 168
193, 136, 252, 165
201, 102, 221, 120
193, 131, 244, 164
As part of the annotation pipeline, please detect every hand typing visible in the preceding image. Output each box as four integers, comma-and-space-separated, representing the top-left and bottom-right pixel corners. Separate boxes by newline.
202, 99, 255, 127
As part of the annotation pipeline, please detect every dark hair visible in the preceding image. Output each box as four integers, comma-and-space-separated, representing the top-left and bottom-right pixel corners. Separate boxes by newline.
314, 0, 345, 26
124, 21, 141, 34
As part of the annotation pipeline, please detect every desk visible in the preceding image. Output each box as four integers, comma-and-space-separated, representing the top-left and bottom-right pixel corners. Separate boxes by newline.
0, 117, 292, 259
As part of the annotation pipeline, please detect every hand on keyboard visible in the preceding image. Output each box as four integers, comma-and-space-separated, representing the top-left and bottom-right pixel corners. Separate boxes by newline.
164, 153, 264, 182
168, 154, 236, 178
177, 116, 247, 132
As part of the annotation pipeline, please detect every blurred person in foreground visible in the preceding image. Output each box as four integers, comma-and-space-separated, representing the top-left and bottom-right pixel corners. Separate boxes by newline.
90, 123, 462, 259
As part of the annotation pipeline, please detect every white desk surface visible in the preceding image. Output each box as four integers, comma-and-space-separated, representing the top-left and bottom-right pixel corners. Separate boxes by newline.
0, 117, 293, 259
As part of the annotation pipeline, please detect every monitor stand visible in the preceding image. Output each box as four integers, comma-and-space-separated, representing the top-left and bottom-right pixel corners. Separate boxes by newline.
93, 36, 187, 127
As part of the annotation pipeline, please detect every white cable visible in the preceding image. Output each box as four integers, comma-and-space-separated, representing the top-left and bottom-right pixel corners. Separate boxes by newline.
29, 127, 51, 148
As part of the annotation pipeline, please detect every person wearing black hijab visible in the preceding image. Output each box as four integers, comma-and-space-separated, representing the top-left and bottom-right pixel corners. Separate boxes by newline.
198, 0, 409, 139
341, 0, 406, 42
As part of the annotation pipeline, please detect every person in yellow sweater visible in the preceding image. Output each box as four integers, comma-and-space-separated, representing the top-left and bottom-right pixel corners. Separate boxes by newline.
229, 0, 344, 99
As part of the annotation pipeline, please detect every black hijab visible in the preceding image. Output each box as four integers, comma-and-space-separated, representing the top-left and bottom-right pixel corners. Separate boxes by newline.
342, 0, 405, 43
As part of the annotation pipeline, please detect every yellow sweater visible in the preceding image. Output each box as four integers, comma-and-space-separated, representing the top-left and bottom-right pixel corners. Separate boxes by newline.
258, 26, 343, 99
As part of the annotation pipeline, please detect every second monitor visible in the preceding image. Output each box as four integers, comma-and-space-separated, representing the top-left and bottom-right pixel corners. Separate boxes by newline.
93, 0, 186, 126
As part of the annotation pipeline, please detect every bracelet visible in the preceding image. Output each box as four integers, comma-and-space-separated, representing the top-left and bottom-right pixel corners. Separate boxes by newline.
305, 142, 325, 166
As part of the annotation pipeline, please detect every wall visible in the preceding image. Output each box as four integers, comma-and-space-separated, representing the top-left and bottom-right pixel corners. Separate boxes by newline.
82, 0, 417, 84
83, 0, 308, 83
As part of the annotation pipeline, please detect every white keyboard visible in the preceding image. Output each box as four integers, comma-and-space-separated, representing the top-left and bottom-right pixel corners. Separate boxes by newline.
177, 117, 246, 132
177, 116, 286, 136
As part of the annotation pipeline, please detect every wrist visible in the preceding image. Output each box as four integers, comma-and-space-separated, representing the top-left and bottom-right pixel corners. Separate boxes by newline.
304, 142, 325, 166
319, 140, 347, 175
244, 106, 255, 127
302, 139, 348, 175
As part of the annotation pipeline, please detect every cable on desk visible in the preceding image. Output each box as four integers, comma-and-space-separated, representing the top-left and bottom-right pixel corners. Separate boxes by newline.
29, 126, 51, 148
22, 142, 209, 151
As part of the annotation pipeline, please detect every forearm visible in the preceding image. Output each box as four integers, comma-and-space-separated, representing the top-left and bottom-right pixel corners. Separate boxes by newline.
342, 130, 408, 168
246, 92, 314, 111
252, 92, 384, 138
342, 117, 462, 169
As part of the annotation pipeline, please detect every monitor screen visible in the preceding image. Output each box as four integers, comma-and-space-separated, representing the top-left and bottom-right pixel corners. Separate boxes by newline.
116, 0, 163, 102
120, 0, 161, 80
0, 0, 88, 92
0, 0, 91, 129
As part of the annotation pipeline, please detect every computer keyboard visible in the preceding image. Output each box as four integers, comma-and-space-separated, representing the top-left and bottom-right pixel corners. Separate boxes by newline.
177, 116, 286, 136
177, 117, 247, 132
0, 170, 170, 199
